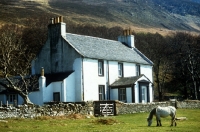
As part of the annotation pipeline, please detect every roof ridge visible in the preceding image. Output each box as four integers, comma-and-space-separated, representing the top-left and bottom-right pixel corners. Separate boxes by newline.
65, 32, 119, 43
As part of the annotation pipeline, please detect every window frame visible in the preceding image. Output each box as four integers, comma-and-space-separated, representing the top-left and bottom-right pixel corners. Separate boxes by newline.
99, 85, 105, 100
136, 64, 141, 76
118, 63, 123, 77
6, 94, 17, 103
118, 88, 126, 102
98, 60, 104, 76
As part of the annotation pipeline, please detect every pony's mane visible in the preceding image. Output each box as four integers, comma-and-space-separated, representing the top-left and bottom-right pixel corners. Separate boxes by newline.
148, 107, 156, 120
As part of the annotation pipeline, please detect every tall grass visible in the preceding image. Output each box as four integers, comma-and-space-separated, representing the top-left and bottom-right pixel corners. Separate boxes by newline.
0, 109, 199, 132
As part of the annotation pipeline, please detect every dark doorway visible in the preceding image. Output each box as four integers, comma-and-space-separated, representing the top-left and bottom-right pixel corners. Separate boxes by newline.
53, 92, 60, 102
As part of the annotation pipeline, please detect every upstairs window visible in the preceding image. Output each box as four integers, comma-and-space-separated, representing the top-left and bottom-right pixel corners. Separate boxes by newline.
118, 63, 123, 77
136, 64, 141, 76
98, 60, 104, 76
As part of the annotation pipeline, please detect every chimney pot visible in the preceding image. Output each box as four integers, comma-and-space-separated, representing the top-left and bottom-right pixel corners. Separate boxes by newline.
57, 17, 60, 23
50, 18, 54, 24
41, 67, 44, 76
123, 30, 126, 36
59, 16, 63, 22
128, 28, 131, 35
126, 29, 129, 35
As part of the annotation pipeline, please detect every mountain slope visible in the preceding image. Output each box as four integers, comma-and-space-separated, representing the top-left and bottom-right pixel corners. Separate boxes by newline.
0, 0, 200, 34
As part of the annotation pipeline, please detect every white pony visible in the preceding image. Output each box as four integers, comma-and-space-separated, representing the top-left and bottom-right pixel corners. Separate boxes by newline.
147, 106, 177, 126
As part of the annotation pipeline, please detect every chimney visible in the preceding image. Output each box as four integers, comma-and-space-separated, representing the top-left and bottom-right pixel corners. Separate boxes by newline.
39, 67, 46, 90
118, 28, 135, 48
48, 16, 66, 39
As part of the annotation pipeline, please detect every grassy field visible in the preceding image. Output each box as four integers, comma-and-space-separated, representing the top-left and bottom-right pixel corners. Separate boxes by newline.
0, 109, 199, 132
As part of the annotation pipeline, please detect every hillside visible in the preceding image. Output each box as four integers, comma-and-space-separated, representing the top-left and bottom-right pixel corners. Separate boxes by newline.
0, 0, 200, 35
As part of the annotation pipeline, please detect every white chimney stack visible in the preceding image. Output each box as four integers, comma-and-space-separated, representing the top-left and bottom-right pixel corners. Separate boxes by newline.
118, 29, 135, 48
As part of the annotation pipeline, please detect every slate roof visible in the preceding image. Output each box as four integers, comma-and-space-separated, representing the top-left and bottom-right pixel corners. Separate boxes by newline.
44, 71, 74, 86
110, 74, 151, 88
64, 33, 153, 65
0, 71, 74, 94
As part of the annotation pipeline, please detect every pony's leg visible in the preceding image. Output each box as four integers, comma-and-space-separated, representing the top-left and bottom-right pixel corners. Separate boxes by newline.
171, 116, 177, 126
159, 120, 162, 126
156, 120, 159, 126
174, 118, 177, 126
171, 119, 173, 126
156, 116, 161, 126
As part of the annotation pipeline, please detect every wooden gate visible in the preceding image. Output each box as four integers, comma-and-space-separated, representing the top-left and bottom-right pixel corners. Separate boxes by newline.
100, 103, 114, 116
93, 101, 116, 116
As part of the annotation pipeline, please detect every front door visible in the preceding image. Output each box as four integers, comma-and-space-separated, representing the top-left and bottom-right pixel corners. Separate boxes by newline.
139, 82, 150, 103
141, 86, 147, 103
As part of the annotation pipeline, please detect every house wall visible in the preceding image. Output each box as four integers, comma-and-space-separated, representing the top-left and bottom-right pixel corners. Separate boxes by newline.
32, 36, 80, 75
109, 62, 153, 103
82, 58, 107, 101
140, 65, 153, 82
126, 87, 132, 103
29, 90, 43, 105
73, 58, 83, 102
109, 62, 153, 84
81, 58, 153, 103
0, 94, 24, 106
110, 89, 118, 100
64, 72, 75, 102
0, 95, 6, 105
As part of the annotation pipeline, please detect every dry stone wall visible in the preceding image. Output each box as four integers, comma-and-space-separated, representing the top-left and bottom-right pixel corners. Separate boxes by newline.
0, 100, 199, 119
116, 100, 200, 114
0, 102, 92, 119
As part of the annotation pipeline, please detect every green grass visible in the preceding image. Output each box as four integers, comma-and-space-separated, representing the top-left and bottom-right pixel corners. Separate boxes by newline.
0, 109, 199, 132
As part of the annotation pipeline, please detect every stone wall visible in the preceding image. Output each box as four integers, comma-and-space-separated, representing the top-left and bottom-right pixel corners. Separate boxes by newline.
0, 100, 200, 119
0, 102, 92, 119
116, 100, 200, 114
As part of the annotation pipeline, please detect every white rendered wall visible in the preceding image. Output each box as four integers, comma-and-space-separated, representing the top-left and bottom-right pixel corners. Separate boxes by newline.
82, 58, 107, 101
126, 87, 132, 103
108, 61, 119, 85
71, 55, 153, 102
73, 58, 82, 101
29, 91, 43, 105
110, 89, 118, 100
123, 63, 136, 77
64, 72, 75, 102
140, 65, 153, 82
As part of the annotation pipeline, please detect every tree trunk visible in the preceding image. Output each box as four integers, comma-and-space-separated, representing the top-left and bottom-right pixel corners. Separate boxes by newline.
19, 93, 33, 105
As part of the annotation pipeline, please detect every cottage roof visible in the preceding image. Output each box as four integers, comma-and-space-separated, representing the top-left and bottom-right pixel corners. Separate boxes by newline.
64, 33, 153, 65
110, 74, 152, 88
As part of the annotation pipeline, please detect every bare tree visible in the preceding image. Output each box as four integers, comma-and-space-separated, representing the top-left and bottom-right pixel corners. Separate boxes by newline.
172, 32, 200, 100
0, 24, 36, 104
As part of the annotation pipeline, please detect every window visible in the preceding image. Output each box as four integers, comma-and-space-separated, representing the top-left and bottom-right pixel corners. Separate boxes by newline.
7, 94, 17, 103
118, 88, 126, 102
98, 60, 104, 76
53, 92, 60, 102
99, 85, 105, 100
118, 63, 123, 77
136, 64, 140, 76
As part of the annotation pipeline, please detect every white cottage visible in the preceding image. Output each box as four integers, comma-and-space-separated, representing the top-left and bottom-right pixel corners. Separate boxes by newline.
0, 16, 154, 105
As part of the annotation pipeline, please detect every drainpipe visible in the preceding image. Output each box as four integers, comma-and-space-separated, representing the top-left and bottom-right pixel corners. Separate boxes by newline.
106, 60, 110, 100
81, 57, 84, 101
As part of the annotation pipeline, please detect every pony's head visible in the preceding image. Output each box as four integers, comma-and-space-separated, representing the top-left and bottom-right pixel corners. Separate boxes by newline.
147, 117, 152, 126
